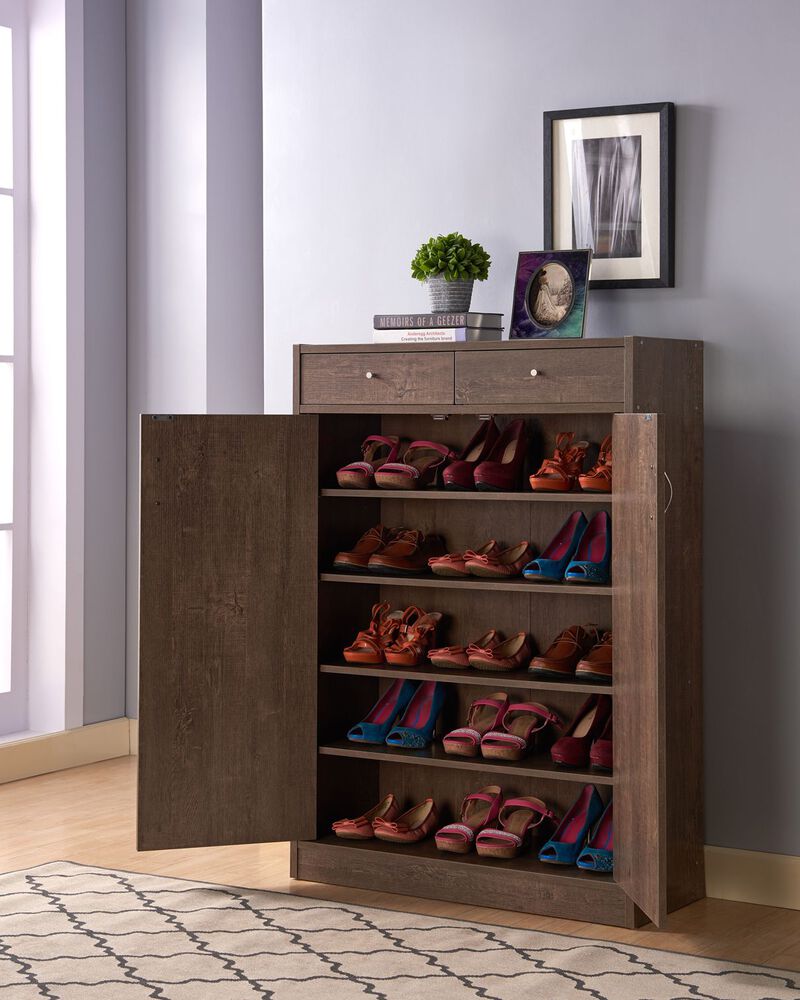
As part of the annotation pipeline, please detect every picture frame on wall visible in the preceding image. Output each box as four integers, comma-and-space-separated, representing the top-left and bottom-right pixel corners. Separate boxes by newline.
509, 249, 591, 339
544, 102, 675, 289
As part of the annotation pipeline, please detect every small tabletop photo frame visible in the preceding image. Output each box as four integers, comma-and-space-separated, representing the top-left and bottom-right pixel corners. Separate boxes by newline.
509, 249, 591, 339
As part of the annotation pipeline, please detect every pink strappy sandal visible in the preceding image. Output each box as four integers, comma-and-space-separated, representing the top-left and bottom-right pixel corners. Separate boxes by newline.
435, 786, 503, 854
374, 440, 457, 490
480, 701, 563, 761
475, 796, 558, 859
336, 435, 401, 489
442, 692, 509, 758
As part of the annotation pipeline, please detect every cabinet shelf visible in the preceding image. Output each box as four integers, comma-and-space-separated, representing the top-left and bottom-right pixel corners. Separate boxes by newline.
319, 661, 612, 694
320, 571, 613, 597
321, 488, 612, 503
318, 740, 614, 786
310, 834, 613, 883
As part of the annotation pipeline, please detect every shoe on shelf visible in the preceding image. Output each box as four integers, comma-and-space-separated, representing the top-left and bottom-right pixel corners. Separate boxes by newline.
429, 539, 500, 578
435, 785, 503, 854
374, 440, 456, 490
474, 418, 528, 491
576, 800, 614, 872
331, 793, 401, 839
538, 784, 605, 866
590, 717, 613, 773
429, 629, 503, 669
579, 434, 612, 493
468, 632, 532, 673
385, 681, 446, 749
334, 524, 397, 572
550, 694, 612, 768
373, 798, 439, 843
575, 630, 613, 683
336, 436, 401, 489
529, 431, 588, 493
481, 701, 563, 761
442, 691, 509, 758
522, 511, 587, 583
564, 510, 611, 585
475, 796, 558, 859
465, 541, 534, 578
442, 418, 500, 490
384, 611, 443, 667
346, 679, 417, 745
342, 603, 420, 664
368, 529, 445, 575
529, 624, 601, 680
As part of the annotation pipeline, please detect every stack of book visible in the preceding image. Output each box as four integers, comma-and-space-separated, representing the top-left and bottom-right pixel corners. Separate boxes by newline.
372, 311, 503, 344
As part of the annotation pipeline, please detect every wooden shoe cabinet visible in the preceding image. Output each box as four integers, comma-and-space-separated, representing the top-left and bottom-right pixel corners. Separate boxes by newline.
137, 336, 704, 929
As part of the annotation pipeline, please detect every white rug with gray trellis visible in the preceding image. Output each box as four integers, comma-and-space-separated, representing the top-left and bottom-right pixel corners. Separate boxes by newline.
0, 862, 797, 999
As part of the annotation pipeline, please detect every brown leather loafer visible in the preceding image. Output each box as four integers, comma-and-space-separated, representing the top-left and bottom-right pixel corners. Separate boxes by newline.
529, 624, 601, 680
575, 630, 613, 683
334, 524, 395, 571
368, 529, 445, 575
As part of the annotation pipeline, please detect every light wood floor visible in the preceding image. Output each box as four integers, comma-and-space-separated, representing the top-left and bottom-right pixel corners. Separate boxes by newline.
1, 756, 799, 973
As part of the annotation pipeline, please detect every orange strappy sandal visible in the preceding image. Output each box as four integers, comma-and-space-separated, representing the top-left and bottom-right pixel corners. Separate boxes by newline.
529, 431, 588, 492
342, 604, 421, 664
384, 611, 443, 667
579, 434, 612, 493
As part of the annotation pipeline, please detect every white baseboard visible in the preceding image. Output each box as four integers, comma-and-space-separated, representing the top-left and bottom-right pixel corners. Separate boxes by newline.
705, 844, 800, 911
0, 718, 133, 784
2, 720, 797, 912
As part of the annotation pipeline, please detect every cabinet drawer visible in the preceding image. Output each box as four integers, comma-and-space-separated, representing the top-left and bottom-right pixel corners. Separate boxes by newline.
300, 351, 454, 406
455, 347, 624, 406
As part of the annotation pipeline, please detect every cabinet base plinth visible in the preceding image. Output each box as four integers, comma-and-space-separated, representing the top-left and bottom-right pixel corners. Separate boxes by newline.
293, 838, 643, 929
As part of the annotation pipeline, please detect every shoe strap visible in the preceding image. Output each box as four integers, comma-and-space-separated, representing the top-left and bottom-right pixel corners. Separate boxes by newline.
506, 702, 563, 729
362, 434, 398, 454
500, 798, 556, 826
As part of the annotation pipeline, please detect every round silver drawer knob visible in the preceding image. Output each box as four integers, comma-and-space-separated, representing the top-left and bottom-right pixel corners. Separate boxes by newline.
365, 371, 374, 379
530, 368, 539, 377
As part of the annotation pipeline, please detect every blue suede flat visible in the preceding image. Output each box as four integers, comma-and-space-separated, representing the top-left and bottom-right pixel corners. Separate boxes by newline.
347, 679, 416, 744
522, 511, 587, 583
576, 800, 614, 873
538, 784, 604, 866
385, 681, 446, 749
564, 510, 611, 585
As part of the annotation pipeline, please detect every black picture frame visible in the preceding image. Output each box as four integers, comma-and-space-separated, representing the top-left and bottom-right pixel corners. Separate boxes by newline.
543, 102, 675, 289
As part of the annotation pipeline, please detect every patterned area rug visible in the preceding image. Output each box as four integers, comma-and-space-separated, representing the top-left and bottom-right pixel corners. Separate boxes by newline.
0, 862, 797, 999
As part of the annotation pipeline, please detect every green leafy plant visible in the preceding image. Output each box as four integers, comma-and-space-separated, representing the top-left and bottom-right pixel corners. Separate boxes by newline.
411, 232, 491, 283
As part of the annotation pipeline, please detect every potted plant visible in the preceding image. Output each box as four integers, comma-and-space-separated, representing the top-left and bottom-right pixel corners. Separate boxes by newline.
411, 232, 491, 312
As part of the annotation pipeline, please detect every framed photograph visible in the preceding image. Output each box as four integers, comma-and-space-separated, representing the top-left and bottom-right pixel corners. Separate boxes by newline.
544, 102, 675, 289
510, 249, 591, 339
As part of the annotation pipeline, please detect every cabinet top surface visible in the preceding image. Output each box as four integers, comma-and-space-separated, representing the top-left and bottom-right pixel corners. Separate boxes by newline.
296, 336, 702, 354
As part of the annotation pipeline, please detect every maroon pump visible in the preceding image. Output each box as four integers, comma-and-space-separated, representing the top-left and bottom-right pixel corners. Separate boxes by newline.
473, 419, 528, 491
442, 418, 500, 490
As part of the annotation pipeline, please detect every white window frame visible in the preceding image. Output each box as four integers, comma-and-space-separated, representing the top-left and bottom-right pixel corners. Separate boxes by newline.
0, 0, 29, 737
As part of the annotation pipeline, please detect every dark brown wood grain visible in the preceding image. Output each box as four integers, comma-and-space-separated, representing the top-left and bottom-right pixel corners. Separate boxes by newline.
613, 413, 667, 927
455, 347, 624, 405
295, 838, 634, 927
625, 338, 705, 912
321, 572, 612, 597
138, 415, 319, 850
300, 351, 454, 406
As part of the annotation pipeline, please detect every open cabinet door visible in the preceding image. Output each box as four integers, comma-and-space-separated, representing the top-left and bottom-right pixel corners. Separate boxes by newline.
613, 413, 667, 927
137, 415, 318, 850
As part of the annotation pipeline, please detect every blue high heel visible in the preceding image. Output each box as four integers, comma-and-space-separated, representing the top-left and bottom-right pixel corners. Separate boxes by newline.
564, 510, 611, 585
576, 800, 614, 873
347, 679, 416, 745
522, 511, 587, 583
538, 784, 604, 865
385, 681, 446, 749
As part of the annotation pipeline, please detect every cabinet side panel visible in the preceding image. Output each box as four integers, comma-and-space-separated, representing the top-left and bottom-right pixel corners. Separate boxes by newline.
627, 339, 705, 911
613, 412, 667, 927
138, 415, 318, 849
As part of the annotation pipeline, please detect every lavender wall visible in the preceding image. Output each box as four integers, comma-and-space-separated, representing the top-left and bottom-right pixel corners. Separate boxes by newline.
262, 0, 800, 855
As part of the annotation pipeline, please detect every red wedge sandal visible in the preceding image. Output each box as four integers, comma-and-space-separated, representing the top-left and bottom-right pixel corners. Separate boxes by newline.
435, 786, 503, 854
442, 692, 509, 757
475, 796, 558, 859
336, 435, 401, 489
374, 440, 456, 490
481, 701, 563, 761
